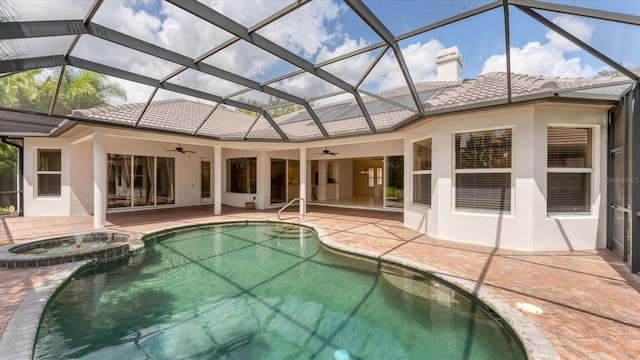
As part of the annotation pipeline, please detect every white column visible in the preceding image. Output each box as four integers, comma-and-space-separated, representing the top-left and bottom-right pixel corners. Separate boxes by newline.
299, 147, 307, 216
214, 145, 222, 215
318, 160, 327, 200
93, 133, 106, 228
257, 151, 268, 209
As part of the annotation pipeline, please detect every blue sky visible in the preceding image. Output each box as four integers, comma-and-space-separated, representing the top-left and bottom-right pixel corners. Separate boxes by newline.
7, 0, 637, 105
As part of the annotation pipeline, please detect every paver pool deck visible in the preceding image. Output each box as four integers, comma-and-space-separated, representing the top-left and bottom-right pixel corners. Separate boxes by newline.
1, 205, 639, 359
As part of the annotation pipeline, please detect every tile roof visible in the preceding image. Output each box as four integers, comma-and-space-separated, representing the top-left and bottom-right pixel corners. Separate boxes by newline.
424, 72, 628, 109
71, 73, 630, 140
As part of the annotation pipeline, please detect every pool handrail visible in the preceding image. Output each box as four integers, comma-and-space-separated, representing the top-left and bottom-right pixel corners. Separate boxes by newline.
277, 197, 305, 222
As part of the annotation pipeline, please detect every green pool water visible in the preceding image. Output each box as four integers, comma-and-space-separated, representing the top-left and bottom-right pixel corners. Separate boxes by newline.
34, 223, 525, 359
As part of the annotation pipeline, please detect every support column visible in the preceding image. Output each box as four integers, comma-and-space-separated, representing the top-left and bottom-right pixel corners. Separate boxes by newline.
318, 160, 327, 201
630, 86, 640, 273
93, 134, 106, 228
214, 145, 222, 215
257, 151, 268, 209
299, 147, 307, 216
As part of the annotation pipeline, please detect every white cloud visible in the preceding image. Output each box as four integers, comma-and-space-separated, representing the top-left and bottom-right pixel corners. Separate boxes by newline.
84, 0, 343, 99
481, 15, 595, 77
363, 39, 444, 92
273, 73, 341, 100
66, 0, 442, 105
318, 37, 374, 84
5, 0, 91, 21
93, 1, 230, 58
398, 40, 444, 83
545, 15, 593, 52
257, 0, 344, 59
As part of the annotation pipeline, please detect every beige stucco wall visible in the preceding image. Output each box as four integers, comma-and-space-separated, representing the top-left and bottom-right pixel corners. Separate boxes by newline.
403, 103, 609, 251
23, 101, 611, 252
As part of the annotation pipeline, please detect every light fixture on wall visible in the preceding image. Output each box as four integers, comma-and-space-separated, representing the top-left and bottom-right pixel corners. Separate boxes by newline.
360, 168, 369, 175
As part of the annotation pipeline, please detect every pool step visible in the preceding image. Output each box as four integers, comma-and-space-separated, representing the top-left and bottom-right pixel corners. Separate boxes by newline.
263, 224, 306, 239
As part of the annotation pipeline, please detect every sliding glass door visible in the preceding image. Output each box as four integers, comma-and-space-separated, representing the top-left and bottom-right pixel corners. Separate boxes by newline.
107, 154, 175, 209
270, 159, 300, 204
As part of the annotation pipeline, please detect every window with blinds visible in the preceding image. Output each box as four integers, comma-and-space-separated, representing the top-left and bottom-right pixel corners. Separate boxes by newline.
547, 127, 592, 213
413, 138, 432, 206
454, 129, 512, 212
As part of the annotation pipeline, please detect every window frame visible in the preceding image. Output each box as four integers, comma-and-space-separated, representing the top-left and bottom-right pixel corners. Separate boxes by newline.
546, 126, 593, 215
412, 137, 432, 207
227, 157, 257, 194
107, 154, 175, 209
453, 127, 514, 214
36, 148, 62, 198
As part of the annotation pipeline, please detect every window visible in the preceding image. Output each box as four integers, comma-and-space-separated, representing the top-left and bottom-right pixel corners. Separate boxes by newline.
227, 157, 257, 193
455, 129, 512, 212
413, 138, 432, 206
37, 149, 61, 197
547, 127, 592, 213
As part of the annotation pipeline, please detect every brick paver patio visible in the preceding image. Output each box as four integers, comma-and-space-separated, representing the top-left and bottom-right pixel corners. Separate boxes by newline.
1, 205, 639, 359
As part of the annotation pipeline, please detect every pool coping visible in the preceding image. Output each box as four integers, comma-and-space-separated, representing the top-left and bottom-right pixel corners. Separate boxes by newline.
310, 221, 561, 360
0, 261, 93, 360
0, 219, 560, 359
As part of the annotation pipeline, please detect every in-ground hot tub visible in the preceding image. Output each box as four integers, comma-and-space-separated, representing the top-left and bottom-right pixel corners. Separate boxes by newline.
0, 231, 143, 268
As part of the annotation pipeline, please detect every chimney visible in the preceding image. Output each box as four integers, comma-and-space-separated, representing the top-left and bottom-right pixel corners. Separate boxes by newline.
436, 46, 463, 81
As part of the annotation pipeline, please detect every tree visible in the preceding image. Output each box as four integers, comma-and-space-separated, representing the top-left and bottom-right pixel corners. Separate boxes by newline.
0, 143, 17, 174
228, 95, 315, 118
266, 103, 308, 118
0, 68, 127, 115
0, 68, 127, 214
598, 67, 640, 77
55, 70, 127, 114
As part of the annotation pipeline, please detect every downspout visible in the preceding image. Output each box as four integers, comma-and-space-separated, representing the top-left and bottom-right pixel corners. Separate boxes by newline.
1, 137, 23, 216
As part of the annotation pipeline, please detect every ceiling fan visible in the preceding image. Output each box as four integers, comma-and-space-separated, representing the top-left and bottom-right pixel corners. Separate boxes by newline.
314, 146, 338, 156
166, 144, 195, 154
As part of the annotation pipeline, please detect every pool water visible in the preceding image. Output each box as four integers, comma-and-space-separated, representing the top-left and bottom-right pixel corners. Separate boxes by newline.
34, 223, 525, 359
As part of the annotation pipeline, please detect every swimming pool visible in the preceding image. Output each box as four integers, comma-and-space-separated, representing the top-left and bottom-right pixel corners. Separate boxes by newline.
34, 222, 525, 359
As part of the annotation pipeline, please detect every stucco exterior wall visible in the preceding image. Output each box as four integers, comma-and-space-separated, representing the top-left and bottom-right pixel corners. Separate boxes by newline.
25, 134, 217, 216
100, 136, 214, 210
403, 103, 609, 251
23, 138, 71, 216
69, 141, 93, 215
22, 102, 609, 252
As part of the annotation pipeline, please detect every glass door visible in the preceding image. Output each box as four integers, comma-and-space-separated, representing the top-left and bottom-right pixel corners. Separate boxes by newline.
200, 159, 212, 203
271, 159, 286, 204
608, 106, 629, 262
287, 160, 300, 202
385, 156, 404, 208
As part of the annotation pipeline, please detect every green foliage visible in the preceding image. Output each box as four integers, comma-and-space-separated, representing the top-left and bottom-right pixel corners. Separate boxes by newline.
0, 143, 18, 205
0, 143, 17, 173
229, 96, 315, 118
457, 130, 512, 169
387, 156, 404, 190
267, 103, 309, 118
598, 67, 640, 77
0, 68, 127, 115
0, 205, 14, 214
